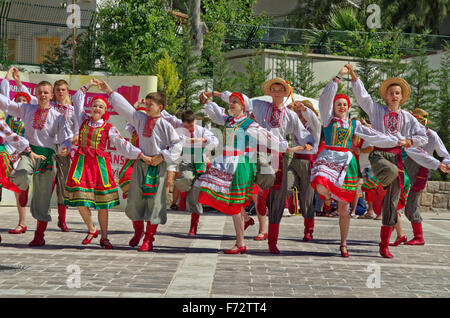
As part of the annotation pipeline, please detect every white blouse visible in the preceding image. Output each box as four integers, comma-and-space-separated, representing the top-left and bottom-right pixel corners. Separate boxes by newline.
72, 89, 142, 160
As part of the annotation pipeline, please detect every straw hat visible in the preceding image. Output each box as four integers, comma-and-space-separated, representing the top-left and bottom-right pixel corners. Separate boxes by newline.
410, 108, 431, 125
379, 77, 411, 105
262, 78, 291, 96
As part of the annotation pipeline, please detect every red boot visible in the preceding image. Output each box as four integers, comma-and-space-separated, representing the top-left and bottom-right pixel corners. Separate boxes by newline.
179, 192, 187, 211
379, 225, 394, 258
138, 222, 158, 252
268, 223, 280, 254
405, 222, 425, 245
244, 217, 255, 230
303, 217, 314, 242
129, 220, 145, 247
29, 220, 47, 246
188, 213, 200, 236
257, 188, 270, 216
57, 204, 70, 232
373, 186, 387, 217
18, 188, 29, 207
389, 235, 407, 246
286, 192, 297, 215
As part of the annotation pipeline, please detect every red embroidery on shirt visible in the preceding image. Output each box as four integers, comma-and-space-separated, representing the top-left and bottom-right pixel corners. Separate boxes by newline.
32, 107, 50, 130
142, 116, 161, 137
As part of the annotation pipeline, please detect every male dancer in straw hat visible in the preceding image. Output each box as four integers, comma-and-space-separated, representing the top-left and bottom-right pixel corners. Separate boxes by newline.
348, 64, 428, 258
215, 78, 315, 253
286, 99, 321, 241
388, 108, 449, 247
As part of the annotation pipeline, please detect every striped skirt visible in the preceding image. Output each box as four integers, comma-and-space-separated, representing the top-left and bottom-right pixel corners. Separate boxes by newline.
196, 155, 256, 215
310, 147, 359, 203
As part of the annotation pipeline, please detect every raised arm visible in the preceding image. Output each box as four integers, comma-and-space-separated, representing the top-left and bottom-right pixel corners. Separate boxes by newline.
318, 79, 338, 126
72, 80, 98, 125
12, 67, 38, 104
98, 79, 136, 126
348, 64, 377, 119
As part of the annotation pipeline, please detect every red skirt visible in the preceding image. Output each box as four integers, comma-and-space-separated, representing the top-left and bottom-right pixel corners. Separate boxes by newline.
65, 152, 119, 209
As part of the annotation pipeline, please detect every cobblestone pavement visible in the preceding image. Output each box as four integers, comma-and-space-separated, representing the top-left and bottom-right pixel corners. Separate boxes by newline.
0, 206, 450, 298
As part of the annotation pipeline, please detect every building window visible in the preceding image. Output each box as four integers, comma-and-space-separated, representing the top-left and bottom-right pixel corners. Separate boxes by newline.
7, 39, 17, 61
36, 37, 60, 64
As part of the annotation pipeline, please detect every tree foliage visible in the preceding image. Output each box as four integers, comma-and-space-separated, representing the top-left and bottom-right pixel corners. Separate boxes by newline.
155, 52, 184, 115
96, 0, 181, 75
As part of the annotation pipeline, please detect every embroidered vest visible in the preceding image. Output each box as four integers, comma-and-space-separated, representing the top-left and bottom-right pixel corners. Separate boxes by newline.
324, 119, 356, 149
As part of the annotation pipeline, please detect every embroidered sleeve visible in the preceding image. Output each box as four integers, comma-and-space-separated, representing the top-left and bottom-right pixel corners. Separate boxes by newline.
354, 120, 398, 148
319, 80, 338, 127
204, 101, 227, 126
351, 78, 377, 120
432, 131, 450, 166
108, 126, 142, 159
161, 109, 183, 128
0, 94, 22, 118
0, 79, 10, 99
72, 89, 88, 127
405, 147, 441, 170
0, 119, 29, 153
109, 92, 137, 127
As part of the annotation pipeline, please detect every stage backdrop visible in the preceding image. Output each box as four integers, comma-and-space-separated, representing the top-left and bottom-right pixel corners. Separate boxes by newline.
0, 72, 157, 210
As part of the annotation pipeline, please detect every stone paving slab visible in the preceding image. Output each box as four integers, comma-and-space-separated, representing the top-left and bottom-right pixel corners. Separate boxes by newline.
0, 206, 450, 299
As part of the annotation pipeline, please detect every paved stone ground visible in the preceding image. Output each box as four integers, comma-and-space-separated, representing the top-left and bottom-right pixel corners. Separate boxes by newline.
0, 206, 450, 298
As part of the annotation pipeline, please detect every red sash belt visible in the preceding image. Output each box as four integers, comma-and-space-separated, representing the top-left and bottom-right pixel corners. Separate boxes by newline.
411, 166, 429, 192
325, 145, 350, 153
222, 147, 256, 157
374, 146, 404, 191
293, 153, 315, 170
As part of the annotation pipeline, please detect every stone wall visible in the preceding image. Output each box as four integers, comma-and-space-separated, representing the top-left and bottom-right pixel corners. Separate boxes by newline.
420, 181, 450, 212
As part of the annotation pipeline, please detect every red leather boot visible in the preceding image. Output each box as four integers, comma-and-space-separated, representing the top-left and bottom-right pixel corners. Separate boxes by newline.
188, 213, 200, 236
268, 223, 280, 254
18, 188, 29, 207
129, 220, 145, 247
257, 188, 270, 216
179, 192, 187, 211
138, 222, 158, 252
303, 217, 314, 242
373, 186, 387, 217
405, 222, 425, 245
57, 204, 70, 232
29, 220, 47, 246
379, 225, 394, 258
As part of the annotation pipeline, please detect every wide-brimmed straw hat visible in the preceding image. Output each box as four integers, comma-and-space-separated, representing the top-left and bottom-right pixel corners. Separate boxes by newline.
379, 77, 411, 105
262, 78, 291, 96
410, 108, 431, 125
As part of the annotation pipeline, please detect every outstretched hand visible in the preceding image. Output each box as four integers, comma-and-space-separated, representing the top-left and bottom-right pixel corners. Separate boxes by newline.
439, 163, 449, 174
29, 151, 46, 164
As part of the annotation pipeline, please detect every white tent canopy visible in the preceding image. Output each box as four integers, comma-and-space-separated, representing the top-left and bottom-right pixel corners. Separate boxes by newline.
251, 94, 319, 114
